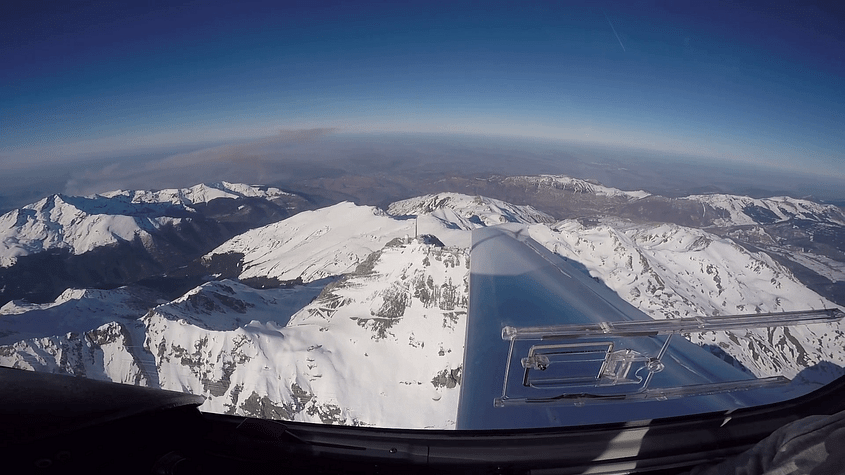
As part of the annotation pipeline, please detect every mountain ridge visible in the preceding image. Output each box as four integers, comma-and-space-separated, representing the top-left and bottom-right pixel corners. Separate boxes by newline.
1, 180, 843, 428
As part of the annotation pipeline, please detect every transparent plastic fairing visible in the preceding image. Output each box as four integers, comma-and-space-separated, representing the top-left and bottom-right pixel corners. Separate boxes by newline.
496, 309, 842, 407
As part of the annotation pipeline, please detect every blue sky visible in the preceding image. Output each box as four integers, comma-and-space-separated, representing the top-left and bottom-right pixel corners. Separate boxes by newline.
3, 1, 844, 179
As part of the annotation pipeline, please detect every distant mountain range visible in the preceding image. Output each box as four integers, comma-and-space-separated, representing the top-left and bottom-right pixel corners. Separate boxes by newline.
0, 182, 314, 304
1, 177, 843, 428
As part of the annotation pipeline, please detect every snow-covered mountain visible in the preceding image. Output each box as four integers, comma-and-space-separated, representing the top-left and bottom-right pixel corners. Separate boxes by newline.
680, 194, 845, 227
0, 193, 182, 267
0, 182, 294, 267
387, 192, 555, 228
203, 195, 552, 287
149, 241, 468, 427
149, 279, 328, 331
0, 319, 155, 386
100, 182, 294, 206
0, 286, 163, 345
384, 192, 555, 248
1, 242, 469, 428
468, 175, 844, 246
502, 175, 651, 200
1, 190, 843, 429
0, 182, 314, 306
525, 219, 843, 379
203, 202, 416, 284
497, 174, 845, 228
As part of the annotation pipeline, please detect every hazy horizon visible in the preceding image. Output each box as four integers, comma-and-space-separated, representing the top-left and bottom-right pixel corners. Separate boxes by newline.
3, 2, 844, 209
2, 131, 844, 214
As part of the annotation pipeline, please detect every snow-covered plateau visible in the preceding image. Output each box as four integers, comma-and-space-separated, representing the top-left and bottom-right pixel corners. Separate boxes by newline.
1, 187, 844, 429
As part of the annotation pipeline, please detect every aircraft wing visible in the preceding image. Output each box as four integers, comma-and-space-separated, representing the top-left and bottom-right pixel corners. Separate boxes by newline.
457, 224, 840, 429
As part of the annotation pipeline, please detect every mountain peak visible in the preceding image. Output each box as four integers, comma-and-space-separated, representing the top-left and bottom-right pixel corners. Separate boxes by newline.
387, 192, 555, 229
0, 182, 303, 268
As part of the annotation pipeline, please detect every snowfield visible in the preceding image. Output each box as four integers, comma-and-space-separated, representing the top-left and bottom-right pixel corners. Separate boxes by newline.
205, 202, 415, 283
